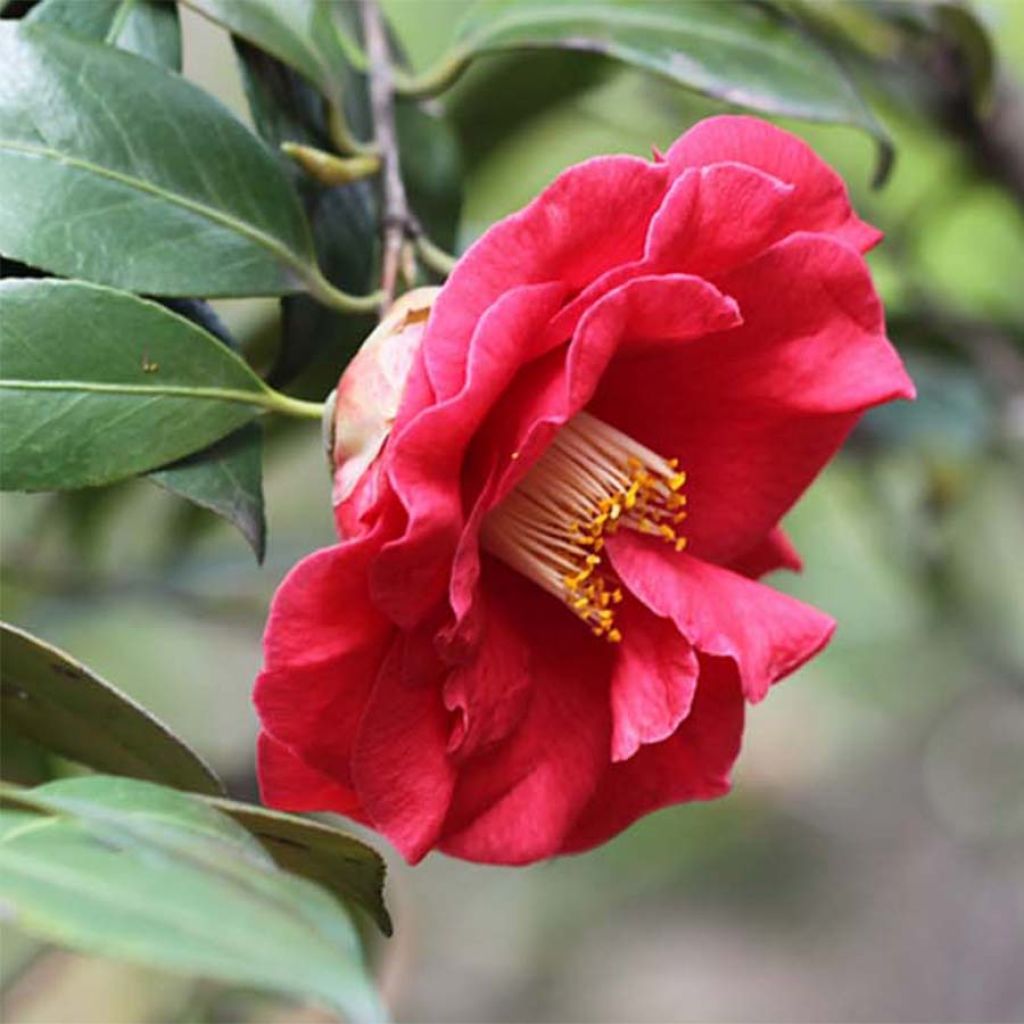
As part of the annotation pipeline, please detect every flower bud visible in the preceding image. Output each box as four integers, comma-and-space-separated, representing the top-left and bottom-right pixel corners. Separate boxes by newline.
331, 287, 438, 507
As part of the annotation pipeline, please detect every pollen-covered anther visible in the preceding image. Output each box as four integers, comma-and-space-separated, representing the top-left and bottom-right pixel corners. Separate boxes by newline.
480, 411, 688, 642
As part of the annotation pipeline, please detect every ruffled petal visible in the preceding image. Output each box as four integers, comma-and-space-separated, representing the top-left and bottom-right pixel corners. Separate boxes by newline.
608, 532, 835, 703
563, 655, 744, 854
666, 115, 882, 252
350, 625, 457, 863
645, 161, 797, 276
588, 233, 914, 564
438, 562, 613, 865
254, 538, 393, 790
374, 282, 568, 628
257, 732, 366, 819
610, 599, 699, 763
417, 156, 670, 403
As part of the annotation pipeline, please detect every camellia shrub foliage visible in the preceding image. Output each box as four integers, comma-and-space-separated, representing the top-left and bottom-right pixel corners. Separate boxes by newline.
0, 0, 1008, 1019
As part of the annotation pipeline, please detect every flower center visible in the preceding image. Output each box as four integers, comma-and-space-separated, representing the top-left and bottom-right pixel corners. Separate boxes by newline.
480, 411, 687, 642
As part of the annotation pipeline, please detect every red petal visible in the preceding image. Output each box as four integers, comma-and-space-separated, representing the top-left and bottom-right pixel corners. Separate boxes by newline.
257, 732, 366, 819
589, 233, 914, 564
374, 282, 568, 628
666, 115, 882, 252
350, 625, 457, 863
564, 655, 744, 854
730, 527, 803, 579
608, 533, 835, 703
438, 563, 612, 865
417, 156, 670, 403
254, 539, 392, 792
610, 599, 699, 763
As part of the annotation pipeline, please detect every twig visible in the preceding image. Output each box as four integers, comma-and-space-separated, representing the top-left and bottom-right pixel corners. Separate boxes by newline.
360, 0, 410, 309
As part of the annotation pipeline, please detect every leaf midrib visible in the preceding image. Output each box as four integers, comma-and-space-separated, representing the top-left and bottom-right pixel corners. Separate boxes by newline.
0, 379, 270, 408
0, 138, 312, 287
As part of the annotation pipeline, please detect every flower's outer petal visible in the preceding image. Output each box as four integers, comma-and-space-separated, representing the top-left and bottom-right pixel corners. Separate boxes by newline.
416, 156, 670, 403
589, 233, 914, 564
666, 115, 882, 252
645, 162, 797, 276
607, 532, 835, 703
257, 732, 366, 818
730, 527, 803, 579
255, 536, 391, 794
374, 282, 568, 628
610, 599, 700, 763
350, 625, 457, 863
438, 563, 612, 865
563, 655, 744, 854
445, 273, 742, 649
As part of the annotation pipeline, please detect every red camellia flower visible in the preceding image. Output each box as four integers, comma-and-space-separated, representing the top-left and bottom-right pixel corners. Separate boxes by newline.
255, 116, 915, 865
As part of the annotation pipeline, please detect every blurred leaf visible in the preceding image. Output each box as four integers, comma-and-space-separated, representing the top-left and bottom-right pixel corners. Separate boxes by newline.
0, 622, 223, 795
234, 39, 377, 389
183, 0, 363, 126
415, 0, 890, 176
0, 279, 276, 491
26, 0, 181, 68
0, 23, 324, 298
147, 299, 267, 562
0, 776, 384, 1023
934, 2, 995, 112
206, 797, 392, 936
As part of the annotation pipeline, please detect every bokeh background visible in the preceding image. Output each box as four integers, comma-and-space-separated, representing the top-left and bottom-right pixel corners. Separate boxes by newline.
2, 1, 1023, 1021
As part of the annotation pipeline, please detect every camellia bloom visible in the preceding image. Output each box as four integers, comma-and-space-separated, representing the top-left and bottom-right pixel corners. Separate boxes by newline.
255, 116, 914, 865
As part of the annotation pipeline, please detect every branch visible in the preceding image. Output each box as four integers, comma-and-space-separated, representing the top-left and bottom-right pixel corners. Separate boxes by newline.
360, 0, 410, 309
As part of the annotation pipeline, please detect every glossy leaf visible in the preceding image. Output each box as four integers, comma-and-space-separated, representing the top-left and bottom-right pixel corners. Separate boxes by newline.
422, 0, 889, 166
0, 23, 326, 297
148, 299, 266, 561
26, 0, 181, 68
0, 622, 223, 796
207, 797, 392, 936
0, 279, 276, 491
0, 776, 384, 1023
184, 0, 363, 124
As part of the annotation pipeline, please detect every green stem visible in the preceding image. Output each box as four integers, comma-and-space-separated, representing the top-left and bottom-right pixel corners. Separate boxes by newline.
327, 102, 377, 158
393, 50, 471, 99
261, 391, 326, 420
105, 0, 137, 44
415, 234, 458, 276
304, 267, 385, 314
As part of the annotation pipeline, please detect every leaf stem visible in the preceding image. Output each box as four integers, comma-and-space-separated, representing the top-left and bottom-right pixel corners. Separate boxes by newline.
393, 51, 471, 99
304, 267, 385, 314
414, 234, 458, 276
261, 391, 327, 421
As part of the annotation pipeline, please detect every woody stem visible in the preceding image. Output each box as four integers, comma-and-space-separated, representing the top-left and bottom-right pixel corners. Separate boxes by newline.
361, 0, 410, 311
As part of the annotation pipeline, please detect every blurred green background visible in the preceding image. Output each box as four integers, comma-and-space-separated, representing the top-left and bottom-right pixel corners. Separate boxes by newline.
2, 1, 1023, 1021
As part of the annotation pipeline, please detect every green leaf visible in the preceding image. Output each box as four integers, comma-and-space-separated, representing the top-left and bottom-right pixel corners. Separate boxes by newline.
207, 797, 392, 937
147, 299, 267, 562
0, 23, 331, 298
233, 39, 377, 387
26, 0, 181, 69
414, 0, 889, 167
0, 777, 384, 1023
0, 278, 282, 491
0, 622, 223, 796
183, 0, 365, 133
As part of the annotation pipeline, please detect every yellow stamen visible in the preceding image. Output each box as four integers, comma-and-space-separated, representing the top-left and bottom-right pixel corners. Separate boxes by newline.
480, 411, 687, 642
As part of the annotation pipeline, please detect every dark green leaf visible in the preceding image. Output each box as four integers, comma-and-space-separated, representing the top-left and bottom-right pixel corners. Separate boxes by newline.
0, 622, 223, 795
0, 776, 384, 1022
234, 38, 377, 388
0, 23, 327, 298
207, 796, 391, 937
0, 278, 275, 491
147, 299, 266, 562
423, 0, 889, 167
184, 0, 364, 124
27, 0, 181, 68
